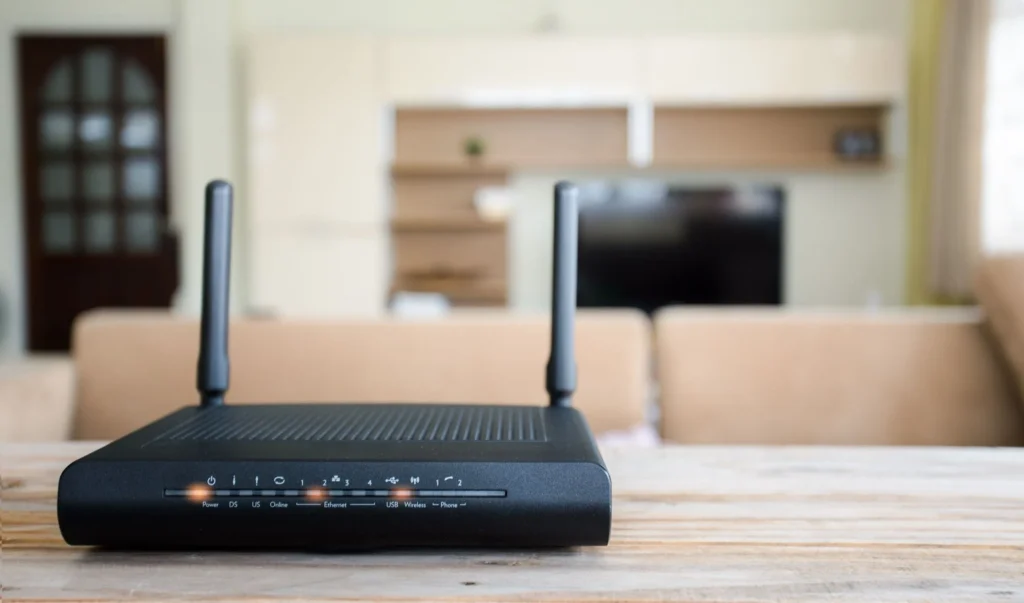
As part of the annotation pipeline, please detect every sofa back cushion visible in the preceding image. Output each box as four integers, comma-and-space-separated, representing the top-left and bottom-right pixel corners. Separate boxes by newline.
72, 309, 651, 440
975, 254, 1024, 404
655, 308, 1024, 445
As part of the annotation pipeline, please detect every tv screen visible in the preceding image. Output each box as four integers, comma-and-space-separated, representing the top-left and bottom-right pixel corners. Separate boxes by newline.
576, 183, 784, 314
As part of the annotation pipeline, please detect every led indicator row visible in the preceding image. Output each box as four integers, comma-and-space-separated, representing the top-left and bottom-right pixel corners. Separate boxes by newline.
166, 487, 505, 500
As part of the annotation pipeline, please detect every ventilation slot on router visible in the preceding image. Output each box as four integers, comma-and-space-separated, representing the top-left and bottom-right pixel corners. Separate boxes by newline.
149, 405, 548, 443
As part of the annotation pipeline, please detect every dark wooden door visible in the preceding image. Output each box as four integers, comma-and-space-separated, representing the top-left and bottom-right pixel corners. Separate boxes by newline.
19, 36, 178, 351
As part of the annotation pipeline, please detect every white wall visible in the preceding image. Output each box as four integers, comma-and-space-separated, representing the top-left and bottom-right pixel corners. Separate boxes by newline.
171, 0, 238, 316
0, 25, 23, 357
234, 0, 908, 36
0, 0, 909, 355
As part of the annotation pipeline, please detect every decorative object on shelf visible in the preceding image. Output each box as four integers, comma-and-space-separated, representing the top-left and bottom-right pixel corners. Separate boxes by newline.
389, 292, 451, 318
473, 185, 514, 222
834, 128, 882, 161
463, 136, 486, 160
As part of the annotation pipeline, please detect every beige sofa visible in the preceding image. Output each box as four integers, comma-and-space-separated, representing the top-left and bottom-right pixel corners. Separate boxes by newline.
5, 255, 1024, 445
648, 254, 1024, 445
655, 308, 1024, 445
70, 309, 652, 440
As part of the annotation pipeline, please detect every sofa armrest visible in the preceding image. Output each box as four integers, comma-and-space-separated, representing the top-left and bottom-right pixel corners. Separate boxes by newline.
655, 308, 1024, 445
0, 356, 75, 442
975, 254, 1024, 404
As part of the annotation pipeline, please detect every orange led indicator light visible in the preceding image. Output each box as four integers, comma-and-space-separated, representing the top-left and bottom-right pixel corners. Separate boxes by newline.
186, 485, 211, 502
306, 487, 326, 501
392, 489, 412, 499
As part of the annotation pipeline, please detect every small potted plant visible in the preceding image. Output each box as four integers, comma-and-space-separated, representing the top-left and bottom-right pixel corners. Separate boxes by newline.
463, 136, 485, 161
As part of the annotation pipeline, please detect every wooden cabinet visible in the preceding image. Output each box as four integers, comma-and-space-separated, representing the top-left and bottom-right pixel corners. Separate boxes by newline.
381, 34, 905, 107
643, 35, 906, 105
394, 230, 506, 279
389, 167, 510, 306
392, 227, 508, 305
382, 37, 641, 105
249, 225, 388, 317
247, 36, 383, 228
392, 170, 508, 221
246, 36, 387, 316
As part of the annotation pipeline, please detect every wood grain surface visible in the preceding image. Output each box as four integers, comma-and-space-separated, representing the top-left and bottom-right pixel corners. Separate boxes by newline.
3, 443, 1024, 602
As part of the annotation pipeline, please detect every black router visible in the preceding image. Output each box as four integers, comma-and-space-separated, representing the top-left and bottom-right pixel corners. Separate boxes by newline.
57, 180, 611, 549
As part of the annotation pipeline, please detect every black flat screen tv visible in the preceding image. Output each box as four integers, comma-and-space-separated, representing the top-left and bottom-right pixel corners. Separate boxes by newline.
576, 183, 783, 314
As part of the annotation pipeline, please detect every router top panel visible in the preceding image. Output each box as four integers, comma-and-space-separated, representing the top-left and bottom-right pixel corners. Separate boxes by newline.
79, 404, 604, 464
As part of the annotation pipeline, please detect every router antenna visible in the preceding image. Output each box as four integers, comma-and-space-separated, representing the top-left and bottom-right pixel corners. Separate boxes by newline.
197, 180, 233, 408
546, 181, 579, 408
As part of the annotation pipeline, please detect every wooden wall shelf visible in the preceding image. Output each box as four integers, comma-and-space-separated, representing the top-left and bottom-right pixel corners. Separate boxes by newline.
652, 105, 888, 170
390, 161, 633, 175
392, 170, 507, 224
391, 217, 506, 233
395, 230, 506, 279
390, 277, 507, 305
394, 107, 630, 167
390, 116, 511, 307
647, 156, 889, 172
390, 164, 510, 178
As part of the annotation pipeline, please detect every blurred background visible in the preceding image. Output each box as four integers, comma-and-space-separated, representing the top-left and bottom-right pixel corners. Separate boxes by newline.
3, 0, 1024, 446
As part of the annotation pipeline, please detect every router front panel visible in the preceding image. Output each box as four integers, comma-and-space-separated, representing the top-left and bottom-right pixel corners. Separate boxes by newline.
58, 458, 610, 548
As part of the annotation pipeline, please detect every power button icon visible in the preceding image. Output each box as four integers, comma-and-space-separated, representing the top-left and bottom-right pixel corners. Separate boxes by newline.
207, 476, 216, 486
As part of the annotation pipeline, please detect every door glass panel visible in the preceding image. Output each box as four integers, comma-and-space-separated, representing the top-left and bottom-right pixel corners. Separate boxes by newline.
121, 109, 160, 149
84, 210, 116, 253
83, 160, 114, 204
40, 161, 75, 203
79, 111, 113, 151
123, 156, 160, 203
80, 47, 113, 102
125, 210, 159, 252
41, 58, 73, 102
40, 110, 75, 150
122, 59, 155, 103
43, 211, 75, 253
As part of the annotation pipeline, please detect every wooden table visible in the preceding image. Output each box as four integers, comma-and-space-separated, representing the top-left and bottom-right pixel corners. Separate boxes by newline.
3, 443, 1024, 602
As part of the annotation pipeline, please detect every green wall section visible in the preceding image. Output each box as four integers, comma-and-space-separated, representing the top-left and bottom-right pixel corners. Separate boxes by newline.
905, 0, 946, 305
